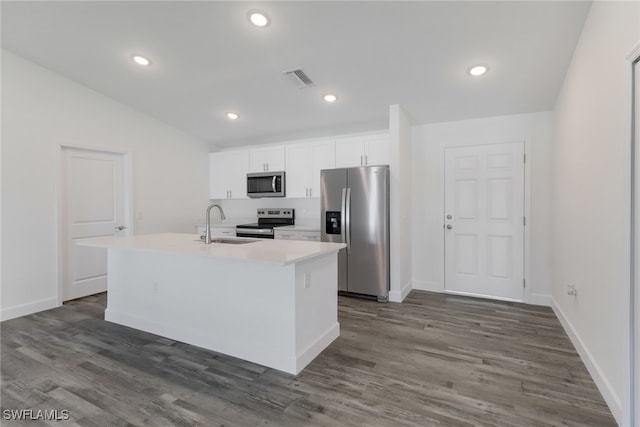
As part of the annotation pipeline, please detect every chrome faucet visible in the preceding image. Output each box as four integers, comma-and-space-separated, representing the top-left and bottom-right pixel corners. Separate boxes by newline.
205, 203, 226, 244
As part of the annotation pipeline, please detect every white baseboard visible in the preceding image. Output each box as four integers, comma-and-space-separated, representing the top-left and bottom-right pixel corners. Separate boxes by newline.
551, 297, 622, 424
0, 297, 59, 322
389, 280, 412, 302
412, 280, 443, 293
295, 323, 340, 374
527, 293, 552, 306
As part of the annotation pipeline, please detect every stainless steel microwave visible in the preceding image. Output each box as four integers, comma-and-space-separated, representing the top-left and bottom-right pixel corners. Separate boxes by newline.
247, 171, 286, 198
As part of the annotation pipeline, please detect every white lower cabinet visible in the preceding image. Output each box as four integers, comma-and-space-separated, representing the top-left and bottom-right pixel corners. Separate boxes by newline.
274, 229, 321, 241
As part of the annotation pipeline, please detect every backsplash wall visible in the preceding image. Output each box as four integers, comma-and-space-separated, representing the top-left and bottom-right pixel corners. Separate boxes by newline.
201, 198, 321, 225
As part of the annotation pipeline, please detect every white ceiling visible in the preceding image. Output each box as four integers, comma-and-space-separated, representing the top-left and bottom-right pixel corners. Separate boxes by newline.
1, 1, 591, 148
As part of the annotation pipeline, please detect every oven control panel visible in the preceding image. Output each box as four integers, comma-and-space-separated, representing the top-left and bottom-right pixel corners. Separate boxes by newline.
257, 208, 295, 219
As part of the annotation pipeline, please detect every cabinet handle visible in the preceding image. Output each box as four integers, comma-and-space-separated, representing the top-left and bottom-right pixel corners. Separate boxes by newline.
306, 188, 309, 197
365, 155, 368, 165
229, 190, 232, 198
309, 188, 312, 197
360, 155, 363, 165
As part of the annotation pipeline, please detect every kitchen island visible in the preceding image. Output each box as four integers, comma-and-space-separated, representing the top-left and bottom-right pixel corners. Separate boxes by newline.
79, 233, 345, 375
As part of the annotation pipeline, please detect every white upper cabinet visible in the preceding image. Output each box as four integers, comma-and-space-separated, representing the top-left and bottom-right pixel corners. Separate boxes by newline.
210, 132, 386, 200
335, 136, 364, 168
335, 133, 390, 168
286, 139, 335, 198
209, 150, 249, 199
249, 145, 285, 173
363, 133, 391, 166
310, 141, 336, 197
285, 143, 311, 198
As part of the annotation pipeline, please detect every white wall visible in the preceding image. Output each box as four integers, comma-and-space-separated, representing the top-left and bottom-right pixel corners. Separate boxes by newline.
551, 2, 640, 424
411, 111, 554, 304
389, 105, 413, 302
1, 50, 211, 320
213, 198, 322, 226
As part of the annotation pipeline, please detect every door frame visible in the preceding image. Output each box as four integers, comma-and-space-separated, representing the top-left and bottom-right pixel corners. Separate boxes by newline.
627, 39, 640, 427
441, 138, 532, 304
57, 144, 134, 306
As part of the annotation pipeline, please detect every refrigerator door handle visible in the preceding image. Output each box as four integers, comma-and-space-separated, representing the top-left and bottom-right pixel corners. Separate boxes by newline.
345, 187, 352, 253
341, 188, 347, 245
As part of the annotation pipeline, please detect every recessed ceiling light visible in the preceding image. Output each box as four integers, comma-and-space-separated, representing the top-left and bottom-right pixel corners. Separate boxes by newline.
248, 11, 270, 27
323, 94, 338, 103
226, 112, 239, 120
468, 65, 488, 76
132, 55, 151, 66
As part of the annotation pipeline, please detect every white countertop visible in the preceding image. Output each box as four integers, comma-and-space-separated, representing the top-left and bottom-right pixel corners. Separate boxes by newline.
80, 233, 344, 265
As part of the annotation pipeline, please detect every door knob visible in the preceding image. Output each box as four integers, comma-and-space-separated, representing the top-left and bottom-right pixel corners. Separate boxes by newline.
115, 226, 127, 231
446, 214, 452, 219
446, 224, 452, 230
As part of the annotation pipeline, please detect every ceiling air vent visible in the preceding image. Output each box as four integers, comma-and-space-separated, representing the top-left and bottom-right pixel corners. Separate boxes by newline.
283, 69, 314, 89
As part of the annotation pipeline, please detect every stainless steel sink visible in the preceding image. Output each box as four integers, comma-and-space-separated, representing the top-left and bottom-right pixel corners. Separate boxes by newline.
210, 238, 259, 245
196, 236, 259, 244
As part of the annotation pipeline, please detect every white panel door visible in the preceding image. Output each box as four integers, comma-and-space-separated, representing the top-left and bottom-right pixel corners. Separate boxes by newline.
61, 148, 127, 301
444, 142, 525, 300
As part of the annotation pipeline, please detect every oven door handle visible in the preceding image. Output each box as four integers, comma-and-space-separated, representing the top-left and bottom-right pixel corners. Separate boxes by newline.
236, 228, 273, 235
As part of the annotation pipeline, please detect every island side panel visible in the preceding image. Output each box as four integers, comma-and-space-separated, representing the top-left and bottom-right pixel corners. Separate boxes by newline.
293, 252, 340, 374
105, 248, 298, 374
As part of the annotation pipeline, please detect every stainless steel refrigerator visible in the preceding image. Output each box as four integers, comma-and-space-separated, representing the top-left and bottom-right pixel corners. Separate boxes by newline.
320, 166, 390, 301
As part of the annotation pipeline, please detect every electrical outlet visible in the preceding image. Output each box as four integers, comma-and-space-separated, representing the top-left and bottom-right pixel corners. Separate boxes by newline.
567, 283, 577, 296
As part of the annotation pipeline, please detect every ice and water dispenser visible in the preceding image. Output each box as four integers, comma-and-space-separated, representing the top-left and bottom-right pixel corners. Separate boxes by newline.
325, 211, 341, 235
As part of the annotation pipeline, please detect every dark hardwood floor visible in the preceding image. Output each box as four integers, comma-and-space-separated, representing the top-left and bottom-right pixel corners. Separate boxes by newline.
1, 291, 615, 426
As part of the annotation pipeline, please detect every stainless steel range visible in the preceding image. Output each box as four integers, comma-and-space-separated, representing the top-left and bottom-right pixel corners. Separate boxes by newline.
236, 208, 295, 239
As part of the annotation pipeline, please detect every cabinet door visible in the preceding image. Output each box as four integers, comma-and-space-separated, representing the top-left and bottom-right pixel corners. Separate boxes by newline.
310, 140, 335, 198
335, 136, 364, 168
285, 143, 312, 198
364, 133, 390, 166
227, 149, 249, 199
250, 146, 285, 172
209, 153, 230, 199
210, 150, 249, 199
274, 230, 320, 241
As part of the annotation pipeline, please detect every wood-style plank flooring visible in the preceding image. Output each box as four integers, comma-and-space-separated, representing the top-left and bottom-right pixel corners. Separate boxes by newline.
1, 291, 615, 426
